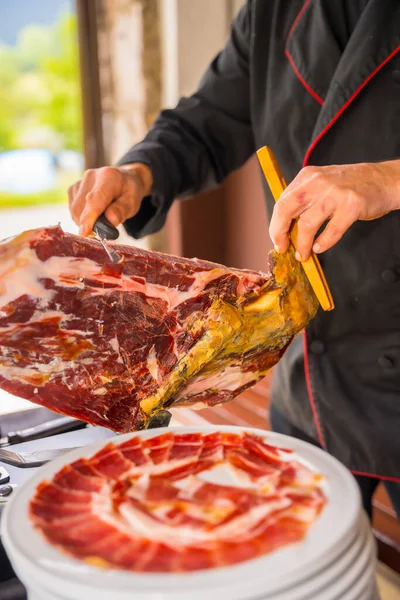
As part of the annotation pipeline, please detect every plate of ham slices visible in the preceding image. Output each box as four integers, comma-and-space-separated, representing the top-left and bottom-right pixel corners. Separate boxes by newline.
2, 426, 371, 600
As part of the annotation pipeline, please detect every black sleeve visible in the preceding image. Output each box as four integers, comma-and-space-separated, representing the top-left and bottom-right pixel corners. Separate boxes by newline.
118, 1, 254, 239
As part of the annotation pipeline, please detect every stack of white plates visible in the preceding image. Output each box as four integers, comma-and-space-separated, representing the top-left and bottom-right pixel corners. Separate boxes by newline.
2, 426, 380, 600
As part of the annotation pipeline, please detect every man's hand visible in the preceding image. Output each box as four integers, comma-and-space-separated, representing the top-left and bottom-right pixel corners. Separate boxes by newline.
269, 160, 400, 261
68, 163, 153, 237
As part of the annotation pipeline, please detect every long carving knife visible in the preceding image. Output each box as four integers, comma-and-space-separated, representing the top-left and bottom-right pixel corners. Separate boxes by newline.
257, 146, 334, 311
0, 447, 79, 468
93, 214, 121, 263
0, 416, 87, 448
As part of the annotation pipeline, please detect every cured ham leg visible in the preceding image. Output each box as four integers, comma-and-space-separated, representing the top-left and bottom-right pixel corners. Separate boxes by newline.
0, 226, 318, 431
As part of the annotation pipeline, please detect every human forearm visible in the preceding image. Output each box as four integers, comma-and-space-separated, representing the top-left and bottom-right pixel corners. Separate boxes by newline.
118, 162, 153, 197
69, 3, 254, 239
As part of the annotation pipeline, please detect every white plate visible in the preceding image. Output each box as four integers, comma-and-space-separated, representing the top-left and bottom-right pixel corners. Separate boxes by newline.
2, 426, 363, 600
269, 511, 376, 600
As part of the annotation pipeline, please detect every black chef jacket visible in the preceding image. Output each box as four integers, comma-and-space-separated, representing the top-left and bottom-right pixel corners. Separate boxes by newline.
118, 0, 400, 480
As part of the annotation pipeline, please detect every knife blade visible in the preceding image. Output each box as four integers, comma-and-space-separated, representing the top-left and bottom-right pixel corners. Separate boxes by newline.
0, 416, 87, 447
93, 214, 121, 263
0, 447, 79, 468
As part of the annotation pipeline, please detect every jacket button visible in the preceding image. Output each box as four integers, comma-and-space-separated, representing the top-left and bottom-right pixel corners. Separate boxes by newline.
309, 340, 325, 354
381, 269, 398, 283
377, 355, 395, 369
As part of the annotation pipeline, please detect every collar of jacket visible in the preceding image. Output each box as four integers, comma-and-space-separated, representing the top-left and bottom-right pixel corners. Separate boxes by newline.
285, 0, 400, 157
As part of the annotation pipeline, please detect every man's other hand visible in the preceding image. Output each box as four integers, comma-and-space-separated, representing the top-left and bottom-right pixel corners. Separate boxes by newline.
269, 160, 400, 260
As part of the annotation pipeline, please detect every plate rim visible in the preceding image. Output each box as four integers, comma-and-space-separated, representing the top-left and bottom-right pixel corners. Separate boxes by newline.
2, 425, 362, 600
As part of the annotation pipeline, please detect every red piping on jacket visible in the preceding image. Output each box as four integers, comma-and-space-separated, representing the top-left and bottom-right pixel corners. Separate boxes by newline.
287, 0, 311, 40
302, 44, 400, 482
286, 0, 324, 106
304, 45, 400, 165
285, 50, 324, 105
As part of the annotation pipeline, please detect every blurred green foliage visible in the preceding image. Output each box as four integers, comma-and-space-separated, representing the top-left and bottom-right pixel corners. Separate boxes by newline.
0, 187, 66, 209
0, 171, 79, 209
0, 12, 82, 153
0, 12, 82, 209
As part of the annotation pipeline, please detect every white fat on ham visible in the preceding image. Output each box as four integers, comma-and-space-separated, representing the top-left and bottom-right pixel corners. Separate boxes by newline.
286, 461, 324, 487
0, 247, 56, 310
175, 365, 258, 403
0, 310, 77, 334
175, 475, 209, 498
147, 345, 160, 382
119, 495, 291, 547
280, 504, 320, 524
0, 357, 90, 385
125, 455, 199, 478
109, 336, 124, 364
127, 473, 151, 502
92, 387, 108, 396
0, 244, 255, 314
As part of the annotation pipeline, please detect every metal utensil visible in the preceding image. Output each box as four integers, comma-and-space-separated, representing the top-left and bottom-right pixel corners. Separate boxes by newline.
93, 213, 121, 263
0, 416, 87, 448
0, 447, 79, 468
0, 484, 16, 506
0, 466, 10, 485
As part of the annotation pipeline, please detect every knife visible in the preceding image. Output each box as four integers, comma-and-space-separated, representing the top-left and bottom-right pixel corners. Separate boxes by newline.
0, 412, 173, 468
93, 214, 121, 263
0, 447, 79, 468
0, 416, 87, 448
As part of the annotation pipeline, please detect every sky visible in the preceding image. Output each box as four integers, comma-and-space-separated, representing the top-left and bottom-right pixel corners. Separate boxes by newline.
0, 0, 73, 45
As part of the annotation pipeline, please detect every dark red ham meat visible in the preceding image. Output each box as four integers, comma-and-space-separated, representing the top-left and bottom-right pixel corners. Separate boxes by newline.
0, 226, 318, 431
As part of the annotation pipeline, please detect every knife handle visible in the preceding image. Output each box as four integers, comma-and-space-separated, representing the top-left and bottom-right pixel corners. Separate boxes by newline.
93, 214, 120, 241
4, 417, 87, 446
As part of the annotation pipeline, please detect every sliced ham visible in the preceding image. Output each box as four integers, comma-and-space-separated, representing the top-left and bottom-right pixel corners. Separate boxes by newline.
30, 431, 327, 573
